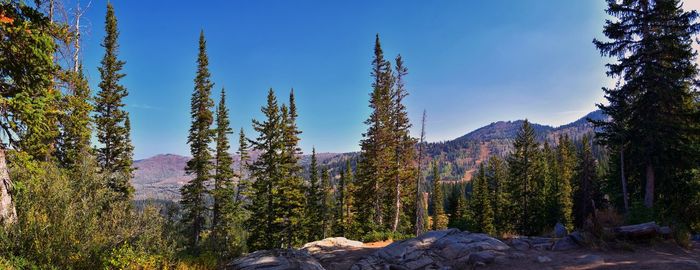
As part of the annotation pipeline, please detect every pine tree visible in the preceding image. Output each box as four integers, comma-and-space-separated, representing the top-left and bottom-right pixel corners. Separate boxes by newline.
95, 3, 134, 200
473, 164, 495, 235
305, 148, 323, 241
235, 128, 250, 204
211, 88, 241, 256
593, 0, 700, 213
57, 65, 93, 169
335, 159, 349, 236
507, 120, 540, 235
486, 155, 509, 234
389, 54, 417, 233
431, 161, 448, 230
180, 30, 215, 248
342, 159, 355, 236
320, 167, 334, 238
355, 34, 394, 233
555, 135, 575, 231
574, 135, 598, 228
278, 91, 306, 247
248, 89, 283, 250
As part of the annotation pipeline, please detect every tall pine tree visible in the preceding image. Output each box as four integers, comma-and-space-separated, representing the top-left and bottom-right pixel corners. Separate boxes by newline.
180, 30, 215, 248
431, 161, 448, 230
507, 120, 540, 235
95, 3, 134, 201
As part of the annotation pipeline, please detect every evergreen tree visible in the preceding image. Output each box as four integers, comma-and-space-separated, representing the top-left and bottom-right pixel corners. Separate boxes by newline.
341, 159, 355, 236
389, 54, 417, 233
180, 31, 215, 248
473, 164, 495, 235
211, 88, 242, 256
320, 167, 334, 238
278, 91, 306, 247
486, 155, 509, 234
555, 134, 575, 231
593, 0, 700, 215
574, 135, 598, 228
95, 3, 134, 200
235, 128, 250, 204
507, 120, 540, 235
305, 148, 323, 241
57, 65, 93, 169
248, 89, 283, 250
355, 34, 394, 232
430, 161, 448, 230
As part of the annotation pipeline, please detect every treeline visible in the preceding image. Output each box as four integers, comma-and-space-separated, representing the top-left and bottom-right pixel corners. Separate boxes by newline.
433, 124, 602, 236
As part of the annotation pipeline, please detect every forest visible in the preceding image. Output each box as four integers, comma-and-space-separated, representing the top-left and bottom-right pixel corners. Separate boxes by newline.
0, 0, 699, 269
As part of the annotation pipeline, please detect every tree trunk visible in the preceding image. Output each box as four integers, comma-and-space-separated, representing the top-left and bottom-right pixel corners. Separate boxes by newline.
415, 110, 426, 236
391, 175, 400, 233
0, 148, 16, 227
620, 149, 629, 213
644, 162, 654, 209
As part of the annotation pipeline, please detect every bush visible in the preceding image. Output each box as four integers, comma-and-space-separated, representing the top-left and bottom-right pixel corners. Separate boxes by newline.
360, 230, 414, 242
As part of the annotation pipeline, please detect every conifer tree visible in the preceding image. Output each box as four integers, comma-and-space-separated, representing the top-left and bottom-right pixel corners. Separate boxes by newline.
335, 160, 348, 236
212, 88, 239, 256
593, 0, 700, 213
341, 159, 355, 235
278, 91, 306, 247
248, 89, 283, 250
180, 31, 215, 248
574, 135, 598, 228
235, 128, 250, 203
57, 66, 93, 169
389, 54, 417, 233
507, 120, 540, 235
486, 155, 509, 234
320, 167, 334, 238
431, 161, 448, 230
305, 148, 323, 241
95, 3, 134, 200
473, 164, 495, 235
555, 134, 575, 231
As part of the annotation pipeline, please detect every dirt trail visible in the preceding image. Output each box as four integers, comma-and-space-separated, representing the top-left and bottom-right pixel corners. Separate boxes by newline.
320, 240, 700, 270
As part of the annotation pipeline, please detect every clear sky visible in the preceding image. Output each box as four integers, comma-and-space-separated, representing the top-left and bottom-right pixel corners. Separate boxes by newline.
71, 1, 697, 159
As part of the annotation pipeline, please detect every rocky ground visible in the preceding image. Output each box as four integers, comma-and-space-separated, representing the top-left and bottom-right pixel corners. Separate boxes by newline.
226, 229, 700, 270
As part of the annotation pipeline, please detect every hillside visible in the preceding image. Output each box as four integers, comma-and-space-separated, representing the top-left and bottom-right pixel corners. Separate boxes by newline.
132, 110, 605, 200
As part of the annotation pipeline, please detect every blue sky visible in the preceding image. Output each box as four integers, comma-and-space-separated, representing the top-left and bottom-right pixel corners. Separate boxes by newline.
74, 1, 622, 159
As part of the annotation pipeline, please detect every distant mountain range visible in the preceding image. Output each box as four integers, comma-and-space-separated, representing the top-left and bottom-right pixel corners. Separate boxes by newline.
132, 110, 606, 201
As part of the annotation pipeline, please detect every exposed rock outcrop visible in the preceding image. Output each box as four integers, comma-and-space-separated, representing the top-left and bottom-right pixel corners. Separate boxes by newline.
351, 228, 509, 269
225, 249, 325, 270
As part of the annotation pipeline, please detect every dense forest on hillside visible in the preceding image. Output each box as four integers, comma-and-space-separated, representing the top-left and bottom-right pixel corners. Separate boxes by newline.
0, 0, 699, 269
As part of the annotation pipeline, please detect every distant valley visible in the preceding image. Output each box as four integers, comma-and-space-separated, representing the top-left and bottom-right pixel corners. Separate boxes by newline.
132, 110, 605, 200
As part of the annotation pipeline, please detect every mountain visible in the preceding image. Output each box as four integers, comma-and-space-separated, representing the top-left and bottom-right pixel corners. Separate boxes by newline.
131, 110, 605, 200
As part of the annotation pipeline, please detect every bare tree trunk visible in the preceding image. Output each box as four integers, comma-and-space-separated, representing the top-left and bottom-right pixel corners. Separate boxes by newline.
49, 0, 54, 23
391, 177, 400, 232
644, 162, 654, 209
73, 6, 81, 73
620, 148, 629, 213
415, 110, 426, 235
0, 148, 17, 227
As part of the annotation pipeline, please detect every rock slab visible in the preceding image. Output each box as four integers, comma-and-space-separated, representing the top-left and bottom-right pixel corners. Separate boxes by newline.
351, 228, 510, 270
225, 249, 325, 270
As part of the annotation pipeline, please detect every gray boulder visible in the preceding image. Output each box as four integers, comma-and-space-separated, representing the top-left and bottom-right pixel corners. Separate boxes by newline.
302, 237, 364, 260
551, 236, 579, 251
554, 222, 568, 238
351, 229, 510, 270
225, 249, 325, 270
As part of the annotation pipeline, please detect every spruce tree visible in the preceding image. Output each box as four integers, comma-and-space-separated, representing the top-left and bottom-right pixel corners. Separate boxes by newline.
278, 91, 306, 247
355, 34, 394, 233
95, 3, 134, 200
507, 120, 540, 235
431, 161, 448, 230
486, 155, 509, 234
212, 88, 240, 256
235, 128, 250, 204
593, 0, 700, 214
389, 54, 417, 233
180, 30, 215, 248
574, 135, 598, 228
555, 135, 575, 231
305, 148, 323, 241
473, 164, 495, 235
57, 66, 93, 169
248, 89, 283, 250
320, 167, 334, 238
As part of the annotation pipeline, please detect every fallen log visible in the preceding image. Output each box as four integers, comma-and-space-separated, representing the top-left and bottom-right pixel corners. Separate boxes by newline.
614, 222, 659, 239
